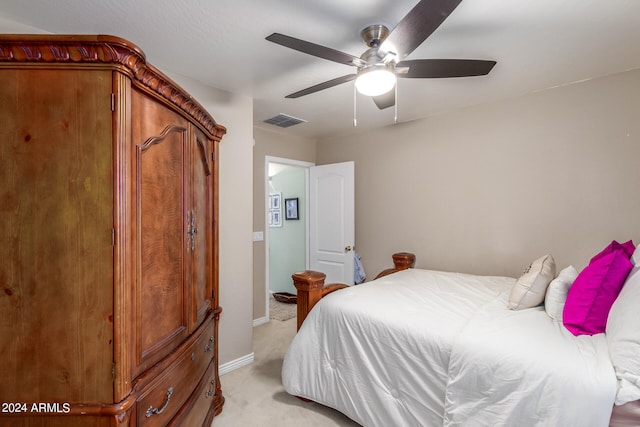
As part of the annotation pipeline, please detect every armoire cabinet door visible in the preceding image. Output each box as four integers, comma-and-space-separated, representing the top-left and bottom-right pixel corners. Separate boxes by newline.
130, 89, 215, 377
132, 89, 191, 374
189, 126, 213, 331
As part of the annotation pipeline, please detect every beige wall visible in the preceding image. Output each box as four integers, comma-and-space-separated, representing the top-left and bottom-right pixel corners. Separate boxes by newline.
317, 69, 640, 279
252, 126, 317, 321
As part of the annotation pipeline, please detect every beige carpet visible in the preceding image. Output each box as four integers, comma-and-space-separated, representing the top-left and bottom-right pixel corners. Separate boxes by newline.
269, 296, 297, 321
213, 318, 361, 427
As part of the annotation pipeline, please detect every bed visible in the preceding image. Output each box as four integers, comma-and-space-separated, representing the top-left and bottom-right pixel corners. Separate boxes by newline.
282, 246, 640, 427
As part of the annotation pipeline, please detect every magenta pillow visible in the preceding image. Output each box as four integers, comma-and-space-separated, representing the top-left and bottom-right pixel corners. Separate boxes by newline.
563, 250, 633, 336
590, 240, 635, 264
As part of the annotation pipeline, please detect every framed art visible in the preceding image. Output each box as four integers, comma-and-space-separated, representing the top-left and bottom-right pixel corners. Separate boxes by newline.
269, 192, 281, 210
285, 197, 299, 220
269, 192, 282, 227
271, 210, 282, 226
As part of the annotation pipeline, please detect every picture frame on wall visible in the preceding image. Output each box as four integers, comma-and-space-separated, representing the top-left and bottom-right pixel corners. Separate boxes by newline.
285, 197, 299, 220
269, 192, 282, 227
269, 192, 281, 210
271, 210, 281, 226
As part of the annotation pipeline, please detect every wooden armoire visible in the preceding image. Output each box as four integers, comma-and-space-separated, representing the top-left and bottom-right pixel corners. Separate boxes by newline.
0, 35, 225, 426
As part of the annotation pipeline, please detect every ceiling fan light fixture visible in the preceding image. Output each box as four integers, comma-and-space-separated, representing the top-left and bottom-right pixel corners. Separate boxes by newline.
355, 65, 396, 97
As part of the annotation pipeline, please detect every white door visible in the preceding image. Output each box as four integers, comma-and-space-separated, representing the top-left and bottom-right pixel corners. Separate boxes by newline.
309, 161, 355, 285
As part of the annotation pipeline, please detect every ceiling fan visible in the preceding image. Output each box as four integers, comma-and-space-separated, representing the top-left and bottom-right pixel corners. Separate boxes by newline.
266, 0, 496, 110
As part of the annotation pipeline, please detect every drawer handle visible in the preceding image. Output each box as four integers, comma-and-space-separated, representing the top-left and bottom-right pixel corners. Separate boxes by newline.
205, 336, 214, 352
145, 387, 173, 418
205, 379, 215, 399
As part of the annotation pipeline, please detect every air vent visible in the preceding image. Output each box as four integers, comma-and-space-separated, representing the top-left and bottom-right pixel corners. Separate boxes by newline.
263, 113, 307, 128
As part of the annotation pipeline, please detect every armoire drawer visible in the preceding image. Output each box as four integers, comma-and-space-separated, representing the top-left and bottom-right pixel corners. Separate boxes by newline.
136, 317, 215, 426
168, 360, 216, 427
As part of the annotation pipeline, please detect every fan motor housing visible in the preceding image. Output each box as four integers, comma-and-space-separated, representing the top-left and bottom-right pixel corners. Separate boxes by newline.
360, 24, 389, 47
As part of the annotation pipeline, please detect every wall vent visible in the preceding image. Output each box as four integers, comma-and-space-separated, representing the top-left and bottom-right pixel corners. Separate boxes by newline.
263, 113, 307, 128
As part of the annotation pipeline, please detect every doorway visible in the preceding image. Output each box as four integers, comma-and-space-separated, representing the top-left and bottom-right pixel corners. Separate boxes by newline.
264, 157, 313, 321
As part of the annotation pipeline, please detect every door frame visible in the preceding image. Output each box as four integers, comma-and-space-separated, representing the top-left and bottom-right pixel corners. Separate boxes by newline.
263, 156, 314, 324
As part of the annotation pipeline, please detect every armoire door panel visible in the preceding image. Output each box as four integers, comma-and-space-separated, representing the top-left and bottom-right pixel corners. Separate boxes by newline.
190, 128, 213, 331
0, 68, 114, 404
136, 123, 189, 369
130, 88, 194, 376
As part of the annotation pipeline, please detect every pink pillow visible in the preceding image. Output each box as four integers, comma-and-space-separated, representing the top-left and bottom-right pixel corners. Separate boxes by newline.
563, 250, 633, 336
590, 240, 635, 264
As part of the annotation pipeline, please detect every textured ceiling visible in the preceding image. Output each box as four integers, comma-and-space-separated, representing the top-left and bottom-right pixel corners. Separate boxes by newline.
1, 0, 639, 140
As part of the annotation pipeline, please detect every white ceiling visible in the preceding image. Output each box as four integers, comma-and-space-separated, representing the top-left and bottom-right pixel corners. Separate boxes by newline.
1, 0, 639, 140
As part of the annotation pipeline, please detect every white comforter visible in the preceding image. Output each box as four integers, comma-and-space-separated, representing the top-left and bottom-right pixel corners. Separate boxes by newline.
282, 269, 617, 427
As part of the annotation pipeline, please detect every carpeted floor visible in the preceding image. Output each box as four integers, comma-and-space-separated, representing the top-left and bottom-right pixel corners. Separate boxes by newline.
269, 296, 297, 321
214, 318, 361, 427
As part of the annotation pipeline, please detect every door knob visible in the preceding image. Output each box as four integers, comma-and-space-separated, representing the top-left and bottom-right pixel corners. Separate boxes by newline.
345, 245, 353, 252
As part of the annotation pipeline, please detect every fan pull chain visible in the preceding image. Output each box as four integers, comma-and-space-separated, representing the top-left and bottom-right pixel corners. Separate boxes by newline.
353, 84, 357, 127
394, 83, 398, 124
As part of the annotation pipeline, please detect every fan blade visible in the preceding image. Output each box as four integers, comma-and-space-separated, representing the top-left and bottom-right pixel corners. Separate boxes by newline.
372, 90, 396, 110
396, 59, 496, 78
266, 33, 366, 67
379, 0, 463, 60
285, 74, 357, 98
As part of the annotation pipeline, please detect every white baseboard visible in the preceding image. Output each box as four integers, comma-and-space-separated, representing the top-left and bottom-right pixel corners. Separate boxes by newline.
253, 316, 269, 327
219, 352, 254, 376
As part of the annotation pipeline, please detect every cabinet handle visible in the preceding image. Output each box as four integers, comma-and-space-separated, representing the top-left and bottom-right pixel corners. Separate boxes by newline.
145, 387, 173, 418
186, 210, 198, 252
205, 336, 214, 352
205, 379, 215, 398
186, 211, 192, 252
191, 212, 197, 252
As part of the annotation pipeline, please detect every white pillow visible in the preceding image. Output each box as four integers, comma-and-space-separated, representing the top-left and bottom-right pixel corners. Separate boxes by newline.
606, 266, 640, 405
544, 265, 578, 320
631, 244, 639, 266
508, 254, 556, 310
